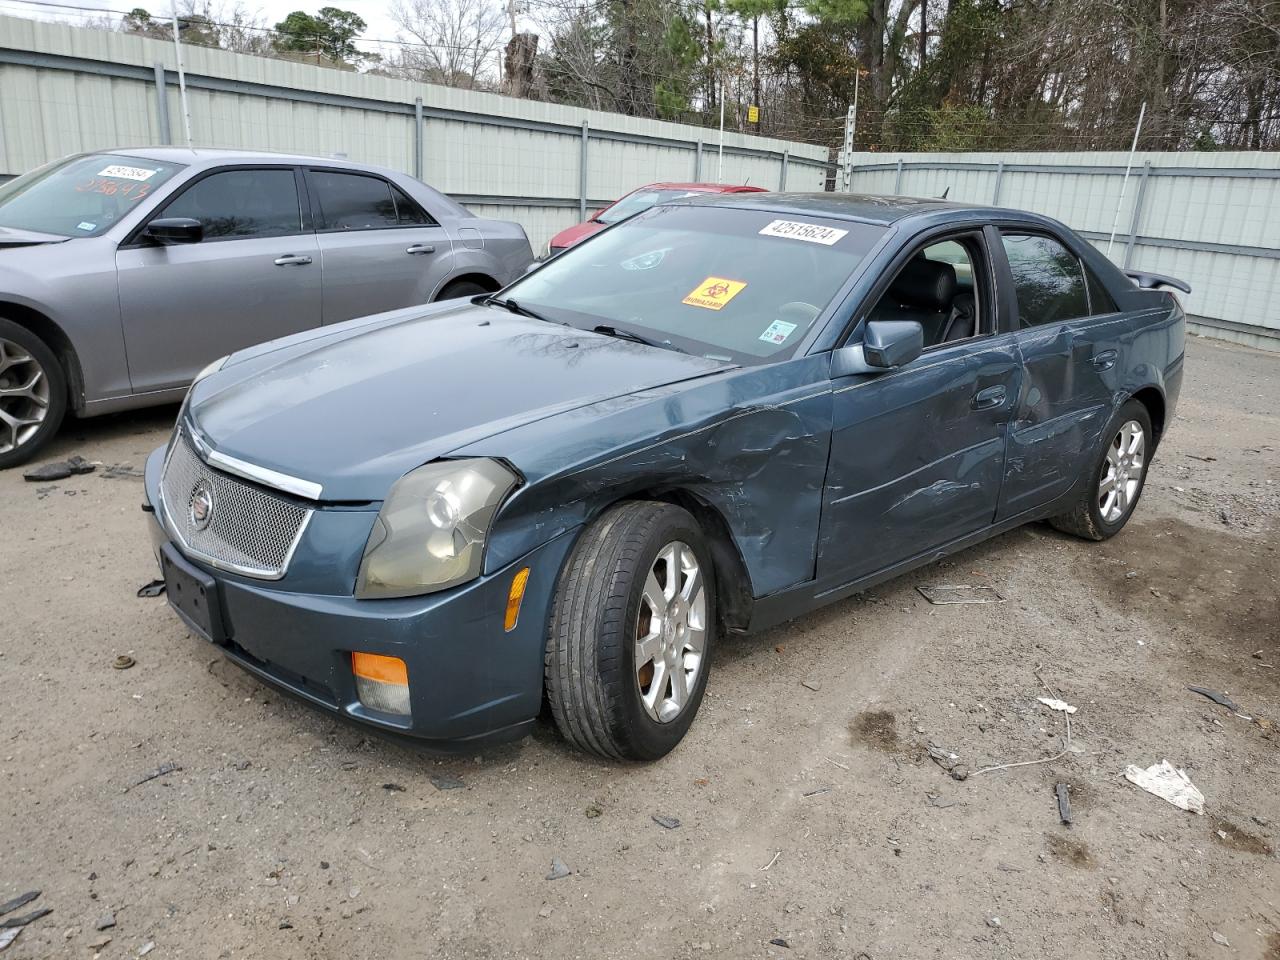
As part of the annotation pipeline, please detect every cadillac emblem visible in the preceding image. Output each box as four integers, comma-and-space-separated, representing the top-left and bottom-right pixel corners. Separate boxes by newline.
189, 479, 215, 531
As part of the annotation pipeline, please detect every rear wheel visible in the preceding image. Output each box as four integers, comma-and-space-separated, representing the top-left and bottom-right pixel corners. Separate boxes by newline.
1049, 399, 1153, 541
0, 318, 67, 470
435, 279, 491, 301
545, 501, 715, 761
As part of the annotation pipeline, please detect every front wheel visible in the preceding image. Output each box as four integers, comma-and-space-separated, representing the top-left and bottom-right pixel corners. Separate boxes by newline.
545, 501, 715, 761
1050, 399, 1153, 541
0, 319, 67, 470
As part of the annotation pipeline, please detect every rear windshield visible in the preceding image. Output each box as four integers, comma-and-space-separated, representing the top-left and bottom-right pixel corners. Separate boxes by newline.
597, 188, 712, 224
0, 153, 184, 238
507, 204, 886, 364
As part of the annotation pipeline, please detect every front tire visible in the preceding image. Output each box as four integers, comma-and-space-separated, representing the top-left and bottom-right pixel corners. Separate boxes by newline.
545, 501, 715, 761
1049, 399, 1153, 541
0, 319, 67, 470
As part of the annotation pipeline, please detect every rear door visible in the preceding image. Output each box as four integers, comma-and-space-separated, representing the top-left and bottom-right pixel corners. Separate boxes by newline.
993, 229, 1120, 518
306, 168, 452, 323
116, 165, 321, 393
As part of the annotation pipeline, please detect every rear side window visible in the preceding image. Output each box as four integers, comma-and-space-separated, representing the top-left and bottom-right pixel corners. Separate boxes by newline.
1000, 233, 1090, 327
161, 168, 301, 240
310, 171, 434, 230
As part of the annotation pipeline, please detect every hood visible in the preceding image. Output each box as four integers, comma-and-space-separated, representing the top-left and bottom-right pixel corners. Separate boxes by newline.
548, 220, 604, 251
0, 226, 69, 248
188, 302, 729, 501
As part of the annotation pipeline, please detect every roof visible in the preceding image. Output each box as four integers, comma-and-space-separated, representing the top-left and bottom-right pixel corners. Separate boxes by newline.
102, 146, 393, 173
642, 182, 768, 193
683, 191, 994, 225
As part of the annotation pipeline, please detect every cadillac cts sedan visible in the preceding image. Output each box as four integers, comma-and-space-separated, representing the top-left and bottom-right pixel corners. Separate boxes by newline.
142, 193, 1186, 760
0, 148, 533, 468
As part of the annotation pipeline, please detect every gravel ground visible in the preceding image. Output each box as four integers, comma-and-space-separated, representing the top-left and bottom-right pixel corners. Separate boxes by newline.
1, 334, 1277, 960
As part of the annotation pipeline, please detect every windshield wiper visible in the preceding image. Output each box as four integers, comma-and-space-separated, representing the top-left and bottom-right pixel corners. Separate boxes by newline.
484, 295, 552, 324
590, 324, 685, 353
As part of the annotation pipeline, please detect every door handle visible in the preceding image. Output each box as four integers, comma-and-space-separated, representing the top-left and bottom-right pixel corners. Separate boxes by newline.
1090, 349, 1118, 370
274, 254, 313, 266
971, 385, 1007, 410
406, 244, 436, 255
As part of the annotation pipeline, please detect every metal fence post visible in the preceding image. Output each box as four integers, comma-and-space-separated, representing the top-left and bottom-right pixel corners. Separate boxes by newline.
991, 160, 1004, 205
893, 158, 904, 194
153, 62, 171, 145
413, 97, 424, 179
1123, 161, 1152, 269
779, 150, 789, 190
579, 120, 589, 220
695, 139, 703, 181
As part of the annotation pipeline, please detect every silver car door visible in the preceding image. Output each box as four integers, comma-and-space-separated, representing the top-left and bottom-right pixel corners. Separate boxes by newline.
116, 166, 320, 393
306, 168, 451, 324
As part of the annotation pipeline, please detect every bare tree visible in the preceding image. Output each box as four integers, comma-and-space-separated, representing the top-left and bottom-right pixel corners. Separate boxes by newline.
388, 0, 507, 88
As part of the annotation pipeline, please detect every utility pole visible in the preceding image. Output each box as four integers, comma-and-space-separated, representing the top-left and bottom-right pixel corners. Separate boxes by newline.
717, 81, 725, 182
169, 0, 192, 147
841, 104, 855, 192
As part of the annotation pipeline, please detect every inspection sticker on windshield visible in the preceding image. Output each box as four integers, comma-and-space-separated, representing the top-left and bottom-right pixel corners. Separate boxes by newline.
759, 219, 848, 245
76, 221, 96, 231
682, 276, 747, 311
97, 164, 158, 182
759, 319, 798, 344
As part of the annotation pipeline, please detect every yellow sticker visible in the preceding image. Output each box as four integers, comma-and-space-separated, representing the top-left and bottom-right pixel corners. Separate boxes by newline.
682, 276, 747, 311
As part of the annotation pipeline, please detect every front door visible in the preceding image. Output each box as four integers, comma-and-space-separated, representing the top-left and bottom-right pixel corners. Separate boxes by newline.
817, 231, 1021, 586
116, 166, 321, 393
993, 230, 1118, 519
306, 168, 452, 324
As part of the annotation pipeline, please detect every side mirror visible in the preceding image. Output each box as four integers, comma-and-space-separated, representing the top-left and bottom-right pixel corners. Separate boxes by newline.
830, 320, 924, 378
144, 217, 203, 245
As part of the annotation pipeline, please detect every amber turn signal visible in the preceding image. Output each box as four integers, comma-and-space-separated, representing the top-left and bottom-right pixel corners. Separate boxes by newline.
505, 567, 531, 632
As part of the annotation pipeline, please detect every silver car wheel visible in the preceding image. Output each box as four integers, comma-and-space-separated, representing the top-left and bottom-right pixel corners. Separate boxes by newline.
0, 337, 50, 456
1098, 419, 1145, 523
635, 540, 707, 723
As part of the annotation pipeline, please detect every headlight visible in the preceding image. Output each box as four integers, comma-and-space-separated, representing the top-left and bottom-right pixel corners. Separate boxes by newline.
355, 458, 518, 599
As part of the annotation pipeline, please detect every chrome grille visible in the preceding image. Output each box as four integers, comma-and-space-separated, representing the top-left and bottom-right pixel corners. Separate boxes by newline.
159, 431, 311, 579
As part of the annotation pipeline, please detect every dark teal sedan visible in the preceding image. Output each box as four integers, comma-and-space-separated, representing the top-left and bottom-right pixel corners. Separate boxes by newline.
143, 193, 1186, 760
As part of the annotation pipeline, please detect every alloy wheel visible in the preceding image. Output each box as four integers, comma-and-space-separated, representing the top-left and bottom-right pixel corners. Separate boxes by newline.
0, 337, 50, 456
1098, 419, 1145, 523
634, 540, 707, 723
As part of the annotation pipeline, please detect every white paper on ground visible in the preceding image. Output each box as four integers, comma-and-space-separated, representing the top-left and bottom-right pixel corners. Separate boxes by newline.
1037, 697, 1078, 714
1124, 759, 1205, 814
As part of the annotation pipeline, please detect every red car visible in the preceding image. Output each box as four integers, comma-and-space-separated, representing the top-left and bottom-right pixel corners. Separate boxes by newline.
547, 182, 767, 256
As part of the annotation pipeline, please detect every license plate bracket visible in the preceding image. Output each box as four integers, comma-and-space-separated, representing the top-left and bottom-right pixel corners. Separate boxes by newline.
160, 543, 228, 644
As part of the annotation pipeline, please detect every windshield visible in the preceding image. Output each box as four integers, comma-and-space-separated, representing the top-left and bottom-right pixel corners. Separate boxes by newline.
0, 153, 185, 238
597, 188, 712, 225
506, 204, 885, 364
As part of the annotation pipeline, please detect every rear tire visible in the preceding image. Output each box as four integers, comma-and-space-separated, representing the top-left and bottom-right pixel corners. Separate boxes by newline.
545, 501, 715, 761
0, 318, 67, 470
435, 279, 491, 301
1049, 399, 1153, 541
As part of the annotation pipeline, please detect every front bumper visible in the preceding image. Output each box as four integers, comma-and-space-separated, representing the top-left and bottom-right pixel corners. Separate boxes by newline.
143, 447, 576, 750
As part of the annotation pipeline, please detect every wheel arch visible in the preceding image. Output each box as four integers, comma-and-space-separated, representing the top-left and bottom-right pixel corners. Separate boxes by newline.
0, 300, 84, 412
433, 272, 500, 300
1129, 385, 1166, 446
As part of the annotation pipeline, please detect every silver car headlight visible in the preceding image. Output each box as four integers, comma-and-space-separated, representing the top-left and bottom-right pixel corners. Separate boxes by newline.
355, 458, 519, 599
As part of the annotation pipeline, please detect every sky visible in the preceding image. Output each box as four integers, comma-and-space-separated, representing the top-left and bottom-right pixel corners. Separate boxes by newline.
0, 0, 412, 52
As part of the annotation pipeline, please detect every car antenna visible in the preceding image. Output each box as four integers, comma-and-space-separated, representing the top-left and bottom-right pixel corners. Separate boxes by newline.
938, 186, 950, 199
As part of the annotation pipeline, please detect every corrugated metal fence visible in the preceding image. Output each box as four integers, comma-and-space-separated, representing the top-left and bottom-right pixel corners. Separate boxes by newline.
0, 14, 829, 251
845, 151, 1280, 349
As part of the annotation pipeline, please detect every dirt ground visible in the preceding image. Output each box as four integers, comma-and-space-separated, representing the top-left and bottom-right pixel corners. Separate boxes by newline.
2, 335, 1277, 960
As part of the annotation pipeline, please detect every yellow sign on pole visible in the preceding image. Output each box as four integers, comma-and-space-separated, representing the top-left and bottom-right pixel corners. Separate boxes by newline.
747, 105, 759, 124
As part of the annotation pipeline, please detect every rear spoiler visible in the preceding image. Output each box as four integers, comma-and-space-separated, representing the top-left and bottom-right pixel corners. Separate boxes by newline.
1124, 270, 1191, 295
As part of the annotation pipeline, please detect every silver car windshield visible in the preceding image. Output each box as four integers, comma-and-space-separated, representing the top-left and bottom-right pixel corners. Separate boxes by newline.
509, 204, 885, 363
0, 153, 185, 238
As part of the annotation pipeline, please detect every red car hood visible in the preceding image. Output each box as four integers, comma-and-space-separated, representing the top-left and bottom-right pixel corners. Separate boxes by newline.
548, 220, 604, 252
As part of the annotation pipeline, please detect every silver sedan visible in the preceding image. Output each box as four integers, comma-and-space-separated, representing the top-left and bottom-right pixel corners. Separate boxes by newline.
0, 148, 535, 467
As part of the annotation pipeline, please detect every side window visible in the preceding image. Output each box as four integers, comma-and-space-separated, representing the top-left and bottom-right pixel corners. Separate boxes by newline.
1000, 233, 1089, 327
160, 168, 301, 240
310, 171, 400, 231
392, 185, 436, 226
867, 236, 985, 349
